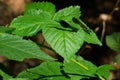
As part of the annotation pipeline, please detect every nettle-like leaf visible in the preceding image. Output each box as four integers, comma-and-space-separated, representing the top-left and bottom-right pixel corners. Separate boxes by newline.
25, 2, 56, 16
106, 32, 120, 52
0, 33, 54, 61
53, 6, 80, 21
43, 23, 84, 60
96, 65, 114, 78
17, 62, 68, 80
10, 2, 55, 37
10, 14, 52, 36
42, 6, 83, 60
63, 56, 97, 78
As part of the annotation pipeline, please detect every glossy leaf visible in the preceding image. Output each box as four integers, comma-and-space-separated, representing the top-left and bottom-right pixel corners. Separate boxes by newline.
0, 33, 54, 61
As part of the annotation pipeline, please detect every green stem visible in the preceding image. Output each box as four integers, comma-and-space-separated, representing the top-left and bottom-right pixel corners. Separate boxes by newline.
71, 58, 89, 70
98, 75, 105, 80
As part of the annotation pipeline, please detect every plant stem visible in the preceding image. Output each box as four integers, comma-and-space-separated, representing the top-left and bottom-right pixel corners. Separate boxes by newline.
101, 20, 106, 42
98, 75, 105, 80
71, 58, 89, 70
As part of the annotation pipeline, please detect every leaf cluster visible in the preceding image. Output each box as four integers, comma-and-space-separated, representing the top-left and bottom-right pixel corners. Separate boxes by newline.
0, 2, 114, 80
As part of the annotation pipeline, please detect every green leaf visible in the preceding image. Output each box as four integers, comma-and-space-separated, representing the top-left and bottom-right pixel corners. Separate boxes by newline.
64, 56, 97, 77
43, 23, 84, 60
84, 30, 102, 46
25, 2, 56, 17
17, 62, 68, 80
10, 15, 52, 36
76, 19, 102, 46
25, 9, 51, 17
0, 69, 12, 80
106, 32, 120, 52
0, 33, 54, 61
0, 26, 14, 33
114, 54, 120, 65
96, 64, 114, 78
53, 6, 80, 21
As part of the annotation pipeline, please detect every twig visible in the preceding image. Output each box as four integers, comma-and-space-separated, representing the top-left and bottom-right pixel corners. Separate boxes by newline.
101, 20, 106, 42
110, 0, 120, 16
100, 0, 120, 42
